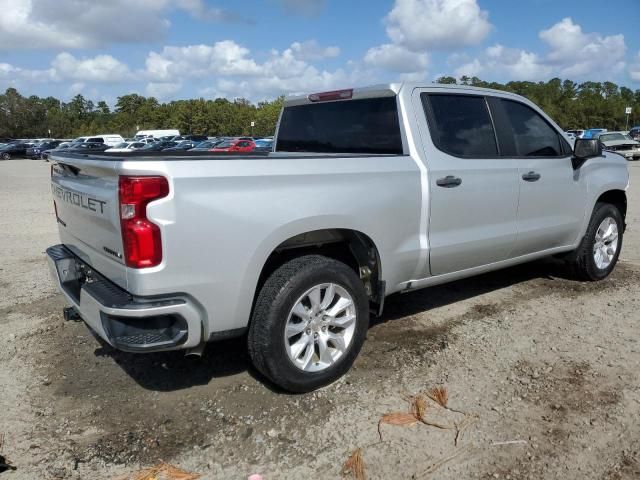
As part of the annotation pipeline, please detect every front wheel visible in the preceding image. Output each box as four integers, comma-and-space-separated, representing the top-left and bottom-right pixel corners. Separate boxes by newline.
1, 153, 10, 160
248, 255, 369, 393
566, 202, 623, 281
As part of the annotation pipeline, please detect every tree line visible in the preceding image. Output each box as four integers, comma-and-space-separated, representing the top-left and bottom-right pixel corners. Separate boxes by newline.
0, 90, 284, 139
1, 76, 639, 139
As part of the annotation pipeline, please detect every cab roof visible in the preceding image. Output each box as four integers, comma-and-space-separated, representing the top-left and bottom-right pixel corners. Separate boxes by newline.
283, 82, 525, 107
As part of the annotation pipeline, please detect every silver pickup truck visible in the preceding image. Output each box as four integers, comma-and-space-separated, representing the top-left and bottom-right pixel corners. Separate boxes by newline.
48, 83, 629, 392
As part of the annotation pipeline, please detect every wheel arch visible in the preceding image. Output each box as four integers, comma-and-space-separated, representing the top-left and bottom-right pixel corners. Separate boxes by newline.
596, 189, 627, 230
253, 227, 385, 317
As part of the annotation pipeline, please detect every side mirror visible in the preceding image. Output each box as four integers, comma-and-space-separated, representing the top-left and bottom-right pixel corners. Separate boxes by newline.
572, 138, 602, 170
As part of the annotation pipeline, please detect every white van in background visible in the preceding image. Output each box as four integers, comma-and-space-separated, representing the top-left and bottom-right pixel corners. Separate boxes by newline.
72, 135, 124, 147
134, 129, 180, 140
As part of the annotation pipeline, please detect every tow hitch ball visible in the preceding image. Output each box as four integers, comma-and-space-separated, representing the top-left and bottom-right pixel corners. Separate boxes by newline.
63, 306, 81, 322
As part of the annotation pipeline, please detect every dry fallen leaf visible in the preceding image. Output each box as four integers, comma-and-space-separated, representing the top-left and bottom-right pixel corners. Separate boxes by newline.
410, 395, 428, 421
342, 448, 365, 480
377, 411, 420, 441
379, 412, 420, 427
114, 462, 201, 480
430, 386, 449, 408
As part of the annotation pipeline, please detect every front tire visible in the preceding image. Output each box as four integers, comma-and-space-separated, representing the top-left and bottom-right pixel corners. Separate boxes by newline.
566, 202, 623, 281
248, 255, 369, 393
1, 153, 10, 160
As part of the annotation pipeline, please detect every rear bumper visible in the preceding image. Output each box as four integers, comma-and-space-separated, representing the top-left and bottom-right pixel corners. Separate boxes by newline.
47, 244, 203, 352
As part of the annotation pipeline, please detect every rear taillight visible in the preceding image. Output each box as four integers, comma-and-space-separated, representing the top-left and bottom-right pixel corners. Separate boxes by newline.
118, 176, 169, 268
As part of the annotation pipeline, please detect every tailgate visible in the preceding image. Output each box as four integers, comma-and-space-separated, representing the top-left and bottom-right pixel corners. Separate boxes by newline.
50, 155, 127, 289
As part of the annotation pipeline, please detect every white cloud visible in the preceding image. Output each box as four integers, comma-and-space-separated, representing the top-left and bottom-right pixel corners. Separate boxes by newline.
449, 44, 551, 81
448, 18, 627, 83
146, 82, 183, 99
453, 58, 482, 78
290, 40, 340, 60
143, 40, 357, 99
539, 17, 625, 77
0, 0, 170, 50
364, 43, 428, 73
145, 41, 261, 81
0, 63, 19, 77
485, 44, 551, 80
385, 0, 491, 51
0, 0, 247, 50
174, 0, 251, 23
0, 52, 133, 97
52, 53, 133, 83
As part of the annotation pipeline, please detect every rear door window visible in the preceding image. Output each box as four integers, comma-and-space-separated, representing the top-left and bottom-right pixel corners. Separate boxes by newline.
87, 137, 104, 143
276, 97, 403, 154
422, 94, 498, 157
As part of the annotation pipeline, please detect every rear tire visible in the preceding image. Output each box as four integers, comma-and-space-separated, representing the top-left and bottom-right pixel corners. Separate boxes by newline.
1, 153, 10, 160
248, 255, 369, 393
566, 202, 623, 281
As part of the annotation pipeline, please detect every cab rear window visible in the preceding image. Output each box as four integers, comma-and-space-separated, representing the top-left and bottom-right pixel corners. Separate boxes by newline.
276, 97, 403, 154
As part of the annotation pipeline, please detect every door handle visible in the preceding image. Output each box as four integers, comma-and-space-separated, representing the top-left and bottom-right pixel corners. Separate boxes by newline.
436, 175, 462, 188
522, 171, 541, 182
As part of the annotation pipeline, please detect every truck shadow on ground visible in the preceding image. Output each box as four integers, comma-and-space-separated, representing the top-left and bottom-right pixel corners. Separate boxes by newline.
94, 257, 571, 392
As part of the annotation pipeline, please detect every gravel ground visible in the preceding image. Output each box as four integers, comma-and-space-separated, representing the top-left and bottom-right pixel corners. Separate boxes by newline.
0, 159, 639, 480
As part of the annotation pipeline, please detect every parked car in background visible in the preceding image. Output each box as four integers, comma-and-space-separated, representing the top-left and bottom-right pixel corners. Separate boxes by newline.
629, 127, 640, 141
566, 129, 585, 138
137, 137, 160, 145
583, 128, 607, 139
253, 138, 274, 152
70, 135, 124, 146
174, 134, 209, 143
134, 129, 180, 140
188, 140, 222, 151
139, 141, 178, 152
0, 141, 33, 159
66, 142, 110, 153
595, 131, 640, 161
27, 140, 63, 159
104, 142, 146, 153
42, 142, 72, 160
212, 139, 256, 152
162, 140, 198, 151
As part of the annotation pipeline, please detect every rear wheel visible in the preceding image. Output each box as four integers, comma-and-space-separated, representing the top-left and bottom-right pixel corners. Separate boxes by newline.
248, 255, 369, 392
566, 202, 623, 280
1, 153, 10, 160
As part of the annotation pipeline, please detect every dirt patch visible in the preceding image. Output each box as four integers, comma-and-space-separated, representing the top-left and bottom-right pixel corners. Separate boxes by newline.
0, 295, 65, 324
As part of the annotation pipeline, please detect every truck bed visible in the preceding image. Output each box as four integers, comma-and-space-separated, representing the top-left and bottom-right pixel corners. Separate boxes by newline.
51, 150, 404, 162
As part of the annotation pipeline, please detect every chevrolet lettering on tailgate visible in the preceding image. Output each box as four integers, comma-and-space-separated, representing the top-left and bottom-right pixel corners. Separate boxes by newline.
52, 184, 106, 214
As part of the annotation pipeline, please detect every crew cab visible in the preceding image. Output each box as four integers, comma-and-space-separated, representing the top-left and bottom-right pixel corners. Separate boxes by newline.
47, 84, 629, 392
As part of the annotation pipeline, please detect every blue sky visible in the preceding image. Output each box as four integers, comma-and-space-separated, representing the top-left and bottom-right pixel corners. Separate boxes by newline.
0, 0, 639, 105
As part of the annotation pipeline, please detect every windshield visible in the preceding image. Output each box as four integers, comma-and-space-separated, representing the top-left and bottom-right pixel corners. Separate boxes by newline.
215, 141, 234, 148
112, 142, 129, 148
599, 133, 628, 142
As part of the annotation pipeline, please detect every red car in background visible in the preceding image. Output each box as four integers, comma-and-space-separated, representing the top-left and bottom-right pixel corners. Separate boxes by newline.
211, 139, 256, 152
